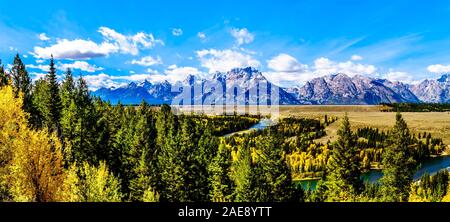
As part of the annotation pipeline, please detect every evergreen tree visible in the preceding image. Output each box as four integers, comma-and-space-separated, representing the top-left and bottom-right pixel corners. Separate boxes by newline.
233, 139, 254, 202
129, 151, 154, 201
63, 75, 100, 164
60, 68, 75, 111
0, 59, 8, 86
380, 112, 416, 202
45, 55, 62, 134
31, 78, 48, 128
156, 106, 188, 201
324, 114, 362, 201
10, 54, 36, 124
184, 121, 217, 201
256, 131, 295, 201
59, 68, 78, 161
208, 143, 234, 201
124, 102, 157, 201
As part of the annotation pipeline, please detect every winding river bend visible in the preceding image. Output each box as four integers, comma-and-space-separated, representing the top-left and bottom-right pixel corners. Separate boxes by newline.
228, 118, 450, 190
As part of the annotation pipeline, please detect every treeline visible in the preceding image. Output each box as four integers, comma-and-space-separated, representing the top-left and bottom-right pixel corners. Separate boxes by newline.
381, 103, 450, 112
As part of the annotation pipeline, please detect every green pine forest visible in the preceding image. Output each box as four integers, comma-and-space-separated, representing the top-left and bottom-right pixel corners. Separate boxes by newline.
0, 54, 449, 202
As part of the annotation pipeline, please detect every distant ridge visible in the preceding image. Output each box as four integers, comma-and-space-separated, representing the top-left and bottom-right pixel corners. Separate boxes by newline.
91, 67, 450, 105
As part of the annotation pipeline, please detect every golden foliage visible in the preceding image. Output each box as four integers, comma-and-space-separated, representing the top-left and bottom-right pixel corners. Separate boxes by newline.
0, 85, 66, 202
62, 162, 123, 202
442, 185, 450, 202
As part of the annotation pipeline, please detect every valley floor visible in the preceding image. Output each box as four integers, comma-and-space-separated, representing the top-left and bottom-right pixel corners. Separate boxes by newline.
277, 105, 450, 146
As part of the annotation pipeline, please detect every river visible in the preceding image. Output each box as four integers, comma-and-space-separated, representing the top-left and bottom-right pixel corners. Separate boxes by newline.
223, 118, 275, 137
298, 155, 450, 190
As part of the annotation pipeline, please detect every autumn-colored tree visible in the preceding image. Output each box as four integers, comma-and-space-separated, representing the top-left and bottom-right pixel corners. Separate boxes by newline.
63, 162, 123, 202
0, 85, 66, 202
0, 85, 25, 201
9, 130, 66, 202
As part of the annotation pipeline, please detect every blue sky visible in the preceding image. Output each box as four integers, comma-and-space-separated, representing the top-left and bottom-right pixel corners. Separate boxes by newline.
1, 0, 450, 89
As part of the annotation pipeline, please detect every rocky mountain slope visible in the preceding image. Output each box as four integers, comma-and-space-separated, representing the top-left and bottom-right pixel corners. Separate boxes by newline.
92, 67, 449, 105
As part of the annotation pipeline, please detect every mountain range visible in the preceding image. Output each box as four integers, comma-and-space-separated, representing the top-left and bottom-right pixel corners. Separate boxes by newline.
92, 67, 450, 105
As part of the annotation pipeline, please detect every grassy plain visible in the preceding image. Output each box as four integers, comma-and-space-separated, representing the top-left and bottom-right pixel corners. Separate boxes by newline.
174, 105, 450, 146
278, 105, 450, 146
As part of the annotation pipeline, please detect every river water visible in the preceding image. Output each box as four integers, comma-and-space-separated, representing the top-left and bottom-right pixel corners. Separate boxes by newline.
298, 155, 450, 190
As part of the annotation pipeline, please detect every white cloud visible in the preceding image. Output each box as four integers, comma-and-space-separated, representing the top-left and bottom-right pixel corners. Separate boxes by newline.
265, 53, 310, 86
172, 28, 183, 36
230, 28, 254, 45
38, 33, 50, 41
165, 65, 201, 76
28, 61, 103, 72
427, 64, 450, 73
59, 61, 104, 72
27, 64, 49, 72
131, 56, 162, 66
98, 26, 164, 55
32, 39, 118, 59
196, 49, 260, 73
146, 68, 158, 73
351, 54, 363, 61
84, 73, 157, 90
265, 54, 378, 87
197, 32, 206, 39
313, 57, 376, 76
146, 65, 203, 84
30, 72, 47, 82
32, 26, 164, 59
84, 68, 204, 90
120, 74, 154, 82
84, 73, 123, 90
267, 53, 308, 72
384, 71, 413, 83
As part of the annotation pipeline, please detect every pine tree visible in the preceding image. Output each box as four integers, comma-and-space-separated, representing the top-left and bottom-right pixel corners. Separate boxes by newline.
60, 68, 75, 111
46, 55, 62, 134
324, 114, 362, 201
208, 143, 234, 201
59, 68, 78, 161
129, 151, 154, 201
233, 139, 254, 202
156, 106, 188, 201
380, 112, 416, 202
125, 102, 157, 201
62, 74, 100, 164
10, 54, 35, 120
0, 59, 9, 86
30, 78, 48, 128
255, 131, 295, 201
